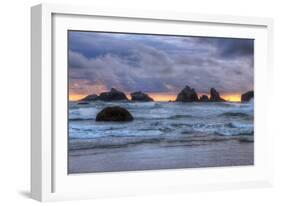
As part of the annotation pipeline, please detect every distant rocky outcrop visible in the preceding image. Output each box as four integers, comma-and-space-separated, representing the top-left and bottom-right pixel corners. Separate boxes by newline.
99, 88, 129, 101
80, 94, 99, 101
176, 86, 199, 102
241, 91, 254, 102
80, 88, 129, 102
199, 95, 209, 102
96, 106, 134, 122
130, 91, 154, 102
209, 88, 226, 102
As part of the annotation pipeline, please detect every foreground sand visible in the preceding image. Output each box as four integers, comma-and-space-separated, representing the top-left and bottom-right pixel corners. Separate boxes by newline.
68, 137, 254, 174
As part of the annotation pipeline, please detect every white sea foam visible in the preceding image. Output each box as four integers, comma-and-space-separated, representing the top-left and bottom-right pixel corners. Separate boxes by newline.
69, 101, 254, 149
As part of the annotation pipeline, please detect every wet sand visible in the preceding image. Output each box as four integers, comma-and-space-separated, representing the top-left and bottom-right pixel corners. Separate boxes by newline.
68, 138, 253, 174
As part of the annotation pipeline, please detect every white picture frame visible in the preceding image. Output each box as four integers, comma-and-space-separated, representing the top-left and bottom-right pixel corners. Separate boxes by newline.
31, 3, 274, 202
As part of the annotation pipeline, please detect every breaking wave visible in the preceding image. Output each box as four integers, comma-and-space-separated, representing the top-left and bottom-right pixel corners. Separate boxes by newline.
69, 101, 254, 150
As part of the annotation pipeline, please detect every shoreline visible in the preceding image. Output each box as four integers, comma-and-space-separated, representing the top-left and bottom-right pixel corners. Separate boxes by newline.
68, 138, 254, 174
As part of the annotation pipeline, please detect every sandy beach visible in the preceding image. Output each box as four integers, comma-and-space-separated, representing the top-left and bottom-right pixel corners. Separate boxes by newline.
68, 137, 253, 174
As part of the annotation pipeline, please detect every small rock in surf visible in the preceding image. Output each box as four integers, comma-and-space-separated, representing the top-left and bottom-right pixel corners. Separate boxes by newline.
199, 95, 209, 102
131, 91, 154, 102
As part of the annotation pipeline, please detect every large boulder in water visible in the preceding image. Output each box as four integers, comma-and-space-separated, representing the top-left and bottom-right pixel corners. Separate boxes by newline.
199, 95, 209, 102
176, 86, 199, 102
130, 91, 153, 102
241, 91, 254, 102
209, 88, 226, 102
98, 88, 128, 101
80, 94, 99, 101
96, 106, 134, 122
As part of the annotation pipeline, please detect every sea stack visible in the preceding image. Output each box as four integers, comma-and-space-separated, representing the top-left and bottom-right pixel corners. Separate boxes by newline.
78, 88, 129, 102
96, 106, 134, 122
176, 86, 199, 102
199, 95, 209, 102
80, 94, 99, 101
131, 91, 154, 102
98, 88, 129, 101
209, 88, 225, 102
241, 91, 254, 102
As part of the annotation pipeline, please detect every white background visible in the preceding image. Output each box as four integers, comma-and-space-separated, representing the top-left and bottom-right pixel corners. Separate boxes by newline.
0, 0, 280, 205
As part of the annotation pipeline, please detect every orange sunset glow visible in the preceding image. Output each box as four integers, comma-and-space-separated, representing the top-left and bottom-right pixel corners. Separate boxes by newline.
69, 94, 88, 101
220, 93, 242, 102
69, 92, 242, 102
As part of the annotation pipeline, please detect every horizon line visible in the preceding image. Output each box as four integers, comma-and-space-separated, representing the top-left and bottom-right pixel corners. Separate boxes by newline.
69, 91, 248, 102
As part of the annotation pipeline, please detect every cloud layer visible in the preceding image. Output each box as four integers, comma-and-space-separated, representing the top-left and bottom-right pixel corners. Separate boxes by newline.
68, 31, 254, 95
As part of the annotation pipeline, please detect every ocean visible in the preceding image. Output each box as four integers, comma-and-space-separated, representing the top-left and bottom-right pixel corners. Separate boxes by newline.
68, 101, 254, 173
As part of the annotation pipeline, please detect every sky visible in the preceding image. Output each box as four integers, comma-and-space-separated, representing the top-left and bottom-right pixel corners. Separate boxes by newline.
68, 31, 254, 101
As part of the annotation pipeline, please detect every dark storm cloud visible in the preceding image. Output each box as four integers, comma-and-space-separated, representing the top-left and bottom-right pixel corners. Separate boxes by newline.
193, 37, 254, 58
219, 39, 254, 58
68, 31, 254, 95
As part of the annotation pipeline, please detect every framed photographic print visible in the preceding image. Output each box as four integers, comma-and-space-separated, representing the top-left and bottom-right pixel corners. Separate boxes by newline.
31, 3, 274, 201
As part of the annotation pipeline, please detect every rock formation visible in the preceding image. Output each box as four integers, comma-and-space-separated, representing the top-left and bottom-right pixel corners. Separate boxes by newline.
199, 95, 209, 102
79, 88, 128, 102
80, 94, 99, 101
130, 91, 154, 102
209, 88, 225, 102
241, 91, 254, 102
98, 88, 128, 101
176, 86, 199, 102
96, 106, 134, 122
